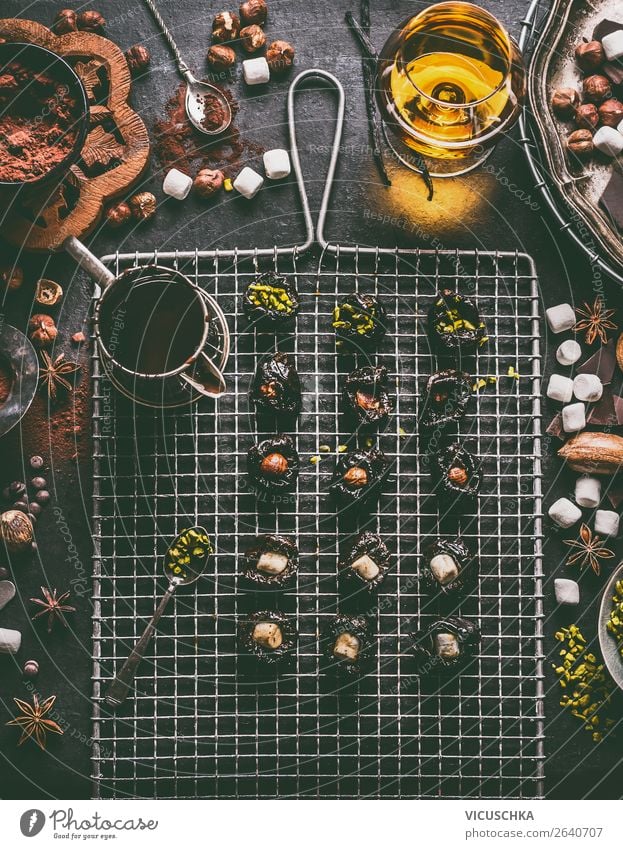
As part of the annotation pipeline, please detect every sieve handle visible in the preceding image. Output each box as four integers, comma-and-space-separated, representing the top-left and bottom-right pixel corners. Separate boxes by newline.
64, 236, 116, 289
287, 69, 345, 252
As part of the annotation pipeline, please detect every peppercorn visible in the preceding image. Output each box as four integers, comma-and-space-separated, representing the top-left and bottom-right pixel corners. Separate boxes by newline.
193, 168, 225, 199
52, 9, 78, 34
77, 10, 105, 32
31, 477, 47, 490
240, 24, 266, 53
128, 191, 157, 221
212, 11, 240, 43
29, 456, 44, 471
575, 40, 605, 72
207, 44, 236, 72
23, 660, 39, 679
0, 264, 23, 292
125, 44, 151, 75
240, 0, 267, 25
105, 200, 132, 228
583, 74, 611, 103
34, 490, 50, 506
266, 40, 295, 74
567, 128, 594, 159
28, 314, 57, 348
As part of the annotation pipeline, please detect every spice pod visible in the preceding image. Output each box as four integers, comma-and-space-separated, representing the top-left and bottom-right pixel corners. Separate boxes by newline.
429, 442, 482, 512
332, 293, 387, 352
342, 365, 393, 428
426, 289, 488, 359
410, 616, 480, 677
329, 447, 390, 511
250, 351, 302, 417
247, 434, 300, 495
242, 273, 299, 330
239, 610, 297, 664
339, 531, 392, 595
420, 537, 478, 600
240, 534, 298, 590
322, 614, 373, 677
419, 369, 472, 429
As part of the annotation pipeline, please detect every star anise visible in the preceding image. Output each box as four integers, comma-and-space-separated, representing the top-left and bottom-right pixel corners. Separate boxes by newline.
30, 587, 76, 632
574, 298, 617, 345
38, 351, 80, 401
6, 694, 63, 750
564, 523, 615, 576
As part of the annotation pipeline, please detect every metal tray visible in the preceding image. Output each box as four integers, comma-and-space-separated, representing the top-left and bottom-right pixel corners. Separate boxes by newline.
599, 560, 623, 691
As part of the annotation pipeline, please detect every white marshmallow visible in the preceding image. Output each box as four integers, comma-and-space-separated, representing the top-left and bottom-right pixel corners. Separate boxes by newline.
573, 373, 603, 403
602, 30, 623, 62
546, 303, 576, 334
554, 578, 580, 606
548, 497, 582, 528
575, 475, 601, 508
594, 509, 620, 537
263, 148, 291, 180
233, 166, 264, 199
562, 401, 586, 432
243, 57, 270, 85
593, 126, 623, 158
547, 373, 574, 403
0, 627, 21, 655
162, 167, 192, 200
556, 339, 582, 366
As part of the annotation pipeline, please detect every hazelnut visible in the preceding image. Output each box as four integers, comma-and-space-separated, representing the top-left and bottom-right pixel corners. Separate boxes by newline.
0, 264, 23, 292
598, 98, 623, 128
105, 200, 132, 227
240, 24, 266, 53
52, 9, 78, 34
567, 128, 594, 158
266, 40, 295, 74
575, 40, 605, 73
343, 466, 368, 488
125, 45, 150, 75
128, 191, 157, 221
259, 381, 278, 398
35, 278, 63, 307
76, 10, 106, 32
240, 0, 268, 26
193, 168, 225, 199
448, 466, 468, 486
28, 314, 58, 348
355, 390, 380, 411
575, 103, 599, 129
212, 11, 240, 43
260, 452, 289, 478
207, 44, 236, 72
582, 74, 611, 104
550, 87, 580, 119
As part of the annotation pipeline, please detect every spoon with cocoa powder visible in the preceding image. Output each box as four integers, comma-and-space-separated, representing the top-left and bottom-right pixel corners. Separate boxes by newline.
143, 0, 231, 135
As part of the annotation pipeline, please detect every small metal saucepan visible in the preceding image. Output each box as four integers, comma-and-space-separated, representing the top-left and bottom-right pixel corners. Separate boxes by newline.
65, 236, 229, 408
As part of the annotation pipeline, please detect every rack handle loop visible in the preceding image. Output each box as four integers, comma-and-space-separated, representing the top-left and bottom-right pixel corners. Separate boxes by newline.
287, 69, 345, 252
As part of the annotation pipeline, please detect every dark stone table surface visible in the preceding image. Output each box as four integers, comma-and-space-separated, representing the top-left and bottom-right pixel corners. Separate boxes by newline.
0, 0, 622, 800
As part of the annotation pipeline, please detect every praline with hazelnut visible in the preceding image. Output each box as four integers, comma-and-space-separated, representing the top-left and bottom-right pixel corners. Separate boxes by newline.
247, 434, 299, 495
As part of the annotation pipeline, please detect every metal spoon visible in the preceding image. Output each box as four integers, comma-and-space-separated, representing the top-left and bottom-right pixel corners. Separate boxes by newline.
105, 527, 213, 708
143, 0, 231, 135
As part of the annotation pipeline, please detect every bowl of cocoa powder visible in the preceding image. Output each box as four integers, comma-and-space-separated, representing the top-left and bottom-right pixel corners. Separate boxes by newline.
0, 42, 89, 190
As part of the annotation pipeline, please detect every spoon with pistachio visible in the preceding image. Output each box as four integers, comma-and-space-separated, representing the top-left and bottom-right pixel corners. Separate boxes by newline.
105, 527, 213, 708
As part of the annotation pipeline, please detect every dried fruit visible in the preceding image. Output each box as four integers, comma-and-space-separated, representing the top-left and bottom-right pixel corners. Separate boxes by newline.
28, 314, 57, 348
250, 351, 301, 416
558, 431, 623, 475
35, 279, 63, 306
0, 264, 23, 292
427, 289, 488, 357
247, 434, 299, 494
323, 614, 373, 676
340, 531, 391, 594
411, 617, 480, 676
242, 273, 299, 330
419, 369, 472, 428
266, 40, 295, 74
125, 45, 150, 75
343, 365, 392, 427
240, 534, 298, 589
421, 537, 478, 599
239, 610, 297, 665
430, 442, 482, 509
332, 292, 386, 352
330, 447, 389, 509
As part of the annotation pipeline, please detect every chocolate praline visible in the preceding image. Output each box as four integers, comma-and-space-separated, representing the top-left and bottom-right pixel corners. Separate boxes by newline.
239, 610, 297, 664
322, 614, 373, 676
250, 351, 302, 416
329, 447, 390, 510
419, 369, 472, 429
410, 616, 480, 676
420, 537, 478, 600
240, 534, 299, 589
340, 531, 391, 593
342, 365, 392, 428
247, 434, 299, 495
427, 289, 488, 358
242, 272, 299, 330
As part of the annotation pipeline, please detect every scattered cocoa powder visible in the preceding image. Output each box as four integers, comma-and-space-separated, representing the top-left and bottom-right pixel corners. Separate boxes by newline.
153, 83, 263, 177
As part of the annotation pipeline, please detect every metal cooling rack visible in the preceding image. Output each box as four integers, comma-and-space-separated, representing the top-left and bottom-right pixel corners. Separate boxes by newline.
91, 71, 544, 799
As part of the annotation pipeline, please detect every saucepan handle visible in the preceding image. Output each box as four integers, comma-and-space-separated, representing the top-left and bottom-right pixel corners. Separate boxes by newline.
64, 235, 116, 289
179, 351, 227, 399
287, 69, 346, 252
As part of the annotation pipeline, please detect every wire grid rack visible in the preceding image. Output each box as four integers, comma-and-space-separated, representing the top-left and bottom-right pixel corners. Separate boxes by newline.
91, 246, 544, 799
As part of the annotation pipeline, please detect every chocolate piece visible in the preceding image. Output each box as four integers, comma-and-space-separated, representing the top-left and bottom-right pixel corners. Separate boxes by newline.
576, 338, 617, 384
607, 481, 623, 510
546, 412, 565, 440
613, 394, 623, 426
593, 19, 623, 42
603, 61, 623, 86
600, 171, 623, 233
587, 385, 618, 426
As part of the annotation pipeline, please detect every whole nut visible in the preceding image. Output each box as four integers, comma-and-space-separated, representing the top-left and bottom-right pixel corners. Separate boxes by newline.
35, 278, 63, 306
0, 264, 23, 291
567, 128, 594, 158
551, 87, 580, 119
76, 10, 106, 32
266, 40, 295, 74
240, 24, 266, 53
575, 40, 605, 72
583, 74, 611, 104
559, 431, 623, 474
105, 200, 132, 228
125, 45, 150, 75
260, 452, 288, 478
598, 98, 623, 127
128, 191, 157, 221
0, 509, 34, 554
343, 466, 368, 488
448, 466, 468, 486
193, 168, 225, 199
239, 0, 268, 26
28, 314, 58, 348
575, 103, 599, 129
212, 11, 240, 43
52, 9, 78, 34
207, 44, 236, 72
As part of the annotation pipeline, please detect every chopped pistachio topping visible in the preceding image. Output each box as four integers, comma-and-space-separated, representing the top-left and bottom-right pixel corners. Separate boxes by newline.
606, 579, 623, 659
247, 282, 294, 313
